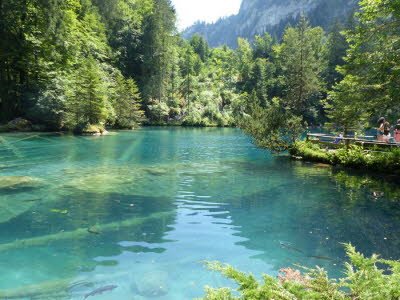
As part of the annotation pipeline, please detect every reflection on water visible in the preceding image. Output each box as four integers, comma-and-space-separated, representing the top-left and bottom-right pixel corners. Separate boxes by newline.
0, 128, 399, 299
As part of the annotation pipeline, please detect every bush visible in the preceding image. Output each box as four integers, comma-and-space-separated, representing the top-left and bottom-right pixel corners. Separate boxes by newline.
197, 244, 400, 300
182, 109, 207, 127
147, 102, 170, 122
291, 142, 400, 174
290, 141, 330, 163
113, 118, 137, 130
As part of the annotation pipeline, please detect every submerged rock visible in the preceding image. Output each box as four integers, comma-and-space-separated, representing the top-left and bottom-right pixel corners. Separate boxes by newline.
64, 172, 134, 194
134, 270, 169, 298
61, 164, 179, 197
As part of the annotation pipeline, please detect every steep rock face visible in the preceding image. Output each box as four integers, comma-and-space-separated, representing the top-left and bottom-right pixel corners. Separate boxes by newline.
237, 0, 318, 37
182, 0, 358, 48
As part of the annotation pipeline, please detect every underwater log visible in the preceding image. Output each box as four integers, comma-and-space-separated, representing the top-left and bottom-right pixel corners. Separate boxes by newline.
0, 278, 79, 299
0, 211, 174, 252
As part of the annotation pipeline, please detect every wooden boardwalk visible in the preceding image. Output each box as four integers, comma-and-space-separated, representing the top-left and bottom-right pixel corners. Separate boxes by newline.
306, 133, 400, 149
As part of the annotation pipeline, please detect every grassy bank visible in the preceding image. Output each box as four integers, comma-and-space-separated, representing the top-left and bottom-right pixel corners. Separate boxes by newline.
290, 141, 400, 175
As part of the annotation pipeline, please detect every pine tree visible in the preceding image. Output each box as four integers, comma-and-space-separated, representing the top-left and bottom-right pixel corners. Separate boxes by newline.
325, 19, 348, 89
276, 16, 327, 117
236, 38, 253, 86
253, 33, 274, 59
180, 44, 196, 113
190, 33, 209, 62
141, 0, 177, 104
251, 58, 269, 107
67, 57, 108, 128
112, 74, 143, 128
327, 0, 400, 128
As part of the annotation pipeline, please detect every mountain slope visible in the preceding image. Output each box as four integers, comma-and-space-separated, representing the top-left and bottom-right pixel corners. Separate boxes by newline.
182, 0, 358, 48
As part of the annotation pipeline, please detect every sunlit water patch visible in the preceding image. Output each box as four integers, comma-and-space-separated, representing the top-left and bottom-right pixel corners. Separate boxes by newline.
0, 128, 399, 299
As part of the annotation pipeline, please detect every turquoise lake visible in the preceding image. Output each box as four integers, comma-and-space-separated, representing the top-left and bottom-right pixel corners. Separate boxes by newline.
0, 127, 399, 299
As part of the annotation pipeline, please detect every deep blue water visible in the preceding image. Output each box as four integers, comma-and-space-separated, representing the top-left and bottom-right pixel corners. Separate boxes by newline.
0, 127, 399, 299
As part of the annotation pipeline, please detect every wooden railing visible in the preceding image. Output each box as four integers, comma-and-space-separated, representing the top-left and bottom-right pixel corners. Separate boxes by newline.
306, 133, 399, 149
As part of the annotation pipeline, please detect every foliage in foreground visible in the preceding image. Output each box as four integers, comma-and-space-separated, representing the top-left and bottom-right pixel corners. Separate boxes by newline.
197, 244, 400, 300
290, 141, 400, 174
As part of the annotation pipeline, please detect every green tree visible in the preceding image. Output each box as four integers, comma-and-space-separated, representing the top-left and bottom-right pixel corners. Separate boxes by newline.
112, 74, 143, 128
276, 16, 327, 117
190, 33, 209, 62
253, 33, 274, 59
0, 0, 78, 122
248, 59, 269, 107
67, 57, 108, 128
236, 38, 253, 86
141, 0, 177, 105
180, 44, 197, 113
327, 0, 400, 128
325, 19, 348, 89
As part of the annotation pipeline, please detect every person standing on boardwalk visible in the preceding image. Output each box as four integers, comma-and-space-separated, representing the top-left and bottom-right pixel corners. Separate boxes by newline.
382, 121, 391, 142
395, 119, 400, 143
377, 117, 385, 141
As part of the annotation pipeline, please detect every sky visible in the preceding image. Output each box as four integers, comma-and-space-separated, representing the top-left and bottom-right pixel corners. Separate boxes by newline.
171, 0, 242, 30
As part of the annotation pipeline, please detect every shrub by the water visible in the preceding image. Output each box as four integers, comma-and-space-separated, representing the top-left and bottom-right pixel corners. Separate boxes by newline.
197, 244, 400, 300
291, 142, 400, 174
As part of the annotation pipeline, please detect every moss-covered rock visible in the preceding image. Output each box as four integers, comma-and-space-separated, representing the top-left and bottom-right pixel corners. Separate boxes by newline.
0, 118, 33, 132
7, 118, 33, 131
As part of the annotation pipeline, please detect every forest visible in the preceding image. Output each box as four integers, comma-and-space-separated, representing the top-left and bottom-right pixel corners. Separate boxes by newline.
0, 0, 399, 138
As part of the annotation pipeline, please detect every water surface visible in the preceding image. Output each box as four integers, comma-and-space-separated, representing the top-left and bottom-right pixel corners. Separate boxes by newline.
0, 127, 399, 299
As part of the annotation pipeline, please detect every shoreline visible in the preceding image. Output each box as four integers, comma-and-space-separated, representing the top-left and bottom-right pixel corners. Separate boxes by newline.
0, 123, 236, 135
290, 141, 400, 177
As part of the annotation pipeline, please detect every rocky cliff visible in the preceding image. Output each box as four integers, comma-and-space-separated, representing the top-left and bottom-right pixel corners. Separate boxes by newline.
182, 0, 358, 48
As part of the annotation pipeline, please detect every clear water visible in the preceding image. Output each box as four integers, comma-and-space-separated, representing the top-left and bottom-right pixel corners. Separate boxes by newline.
0, 127, 399, 299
